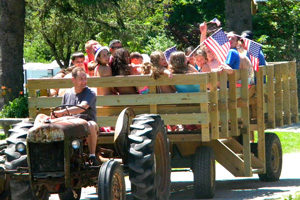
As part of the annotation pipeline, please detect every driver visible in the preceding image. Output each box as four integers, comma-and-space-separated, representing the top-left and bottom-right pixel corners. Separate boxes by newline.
34, 67, 99, 166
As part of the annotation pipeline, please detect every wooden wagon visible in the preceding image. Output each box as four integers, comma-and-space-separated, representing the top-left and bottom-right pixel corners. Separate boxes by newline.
27, 61, 298, 198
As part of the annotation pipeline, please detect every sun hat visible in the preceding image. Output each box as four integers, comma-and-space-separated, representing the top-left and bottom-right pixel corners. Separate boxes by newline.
93, 44, 109, 62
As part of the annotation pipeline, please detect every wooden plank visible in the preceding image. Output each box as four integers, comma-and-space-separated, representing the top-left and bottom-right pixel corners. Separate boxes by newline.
27, 73, 209, 89
240, 68, 251, 176
209, 72, 219, 139
97, 104, 202, 116
96, 92, 209, 106
281, 62, 291, 125
256, 66, 266, 173
97, 113, 209, 127
168, 134, 202, 142
288, 61, 299, 123
148, 86, 157, 113
200, 75, 210, 141
219, 71, 229, 138
228, 70, 238, 136
28, 97, 62, 108
207, 140, 245, 177
266, 65, 275, 128
28, 88, 37, 118
274, 63, 283, 127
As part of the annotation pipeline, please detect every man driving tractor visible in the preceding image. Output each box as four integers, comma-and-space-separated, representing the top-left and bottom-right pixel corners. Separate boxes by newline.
34, 67, 99, 165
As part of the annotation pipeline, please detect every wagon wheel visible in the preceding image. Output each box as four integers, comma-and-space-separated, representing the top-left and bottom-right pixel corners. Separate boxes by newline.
128, 114, 171, 200
259, 133, 282, 182
193, 146, 215, 199
98, 160, 126, 200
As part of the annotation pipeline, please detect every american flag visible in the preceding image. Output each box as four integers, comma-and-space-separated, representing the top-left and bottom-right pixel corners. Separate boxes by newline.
204, 29, 230, 63
209, 18, 221, 26
242, 38, 262, 71
164, 45, 177, 62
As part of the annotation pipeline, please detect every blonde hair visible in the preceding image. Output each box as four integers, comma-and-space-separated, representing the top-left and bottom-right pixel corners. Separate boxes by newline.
140, 62, 160, 80
194, 48, 207, 60
169, 51, 188, 74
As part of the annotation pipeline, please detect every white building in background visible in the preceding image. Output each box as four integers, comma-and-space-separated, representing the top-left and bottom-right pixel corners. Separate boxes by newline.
23, 61, 61, 84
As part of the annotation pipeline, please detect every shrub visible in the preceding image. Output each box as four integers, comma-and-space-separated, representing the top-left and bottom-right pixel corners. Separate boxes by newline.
0, 92, 29, 118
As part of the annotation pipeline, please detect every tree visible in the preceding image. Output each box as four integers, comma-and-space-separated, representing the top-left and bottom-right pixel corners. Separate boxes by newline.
164, 0, 225, 49
253, 0, 300, 63
0, 0, 25, 108
25, 0, 171, 66
225, 0, 252, 34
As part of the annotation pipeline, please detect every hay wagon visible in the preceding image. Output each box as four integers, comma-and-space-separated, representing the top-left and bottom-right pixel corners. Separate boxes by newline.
3, 61, 299, 199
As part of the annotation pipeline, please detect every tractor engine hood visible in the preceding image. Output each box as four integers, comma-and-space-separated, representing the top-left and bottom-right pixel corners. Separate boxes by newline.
27, 117, 90, 143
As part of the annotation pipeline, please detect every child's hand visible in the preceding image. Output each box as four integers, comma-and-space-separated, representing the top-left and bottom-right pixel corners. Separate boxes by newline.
199, 22, 207, 34
164, 69, 173, 78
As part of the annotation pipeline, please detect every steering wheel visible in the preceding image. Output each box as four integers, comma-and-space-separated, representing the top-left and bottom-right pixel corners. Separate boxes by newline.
51, 104, 88, 118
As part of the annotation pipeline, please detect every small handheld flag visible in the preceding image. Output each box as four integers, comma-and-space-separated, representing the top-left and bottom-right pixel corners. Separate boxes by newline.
164, 45, 177, 62
242, 38, 262, 71
209, 18, 221, 27
204, 29, 230, 64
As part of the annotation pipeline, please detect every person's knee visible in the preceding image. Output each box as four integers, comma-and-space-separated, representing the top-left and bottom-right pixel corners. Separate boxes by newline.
88, 121, 99, 133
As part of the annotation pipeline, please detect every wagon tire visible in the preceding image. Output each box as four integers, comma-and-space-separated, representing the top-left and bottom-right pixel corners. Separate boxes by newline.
259, 133, 282, 182
193, 146, 215, 199
98, 160, 126, 200
128, 114, 170, 200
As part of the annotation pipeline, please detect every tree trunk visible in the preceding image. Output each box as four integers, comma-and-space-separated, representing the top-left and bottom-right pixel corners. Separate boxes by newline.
0, 0, 25, 108
225, 0, 252, 34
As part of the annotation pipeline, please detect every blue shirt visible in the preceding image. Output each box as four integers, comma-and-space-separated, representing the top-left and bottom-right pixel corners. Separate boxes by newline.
175, 84, 200, 93
225, 48, 240, 69
247, 50, 266, 66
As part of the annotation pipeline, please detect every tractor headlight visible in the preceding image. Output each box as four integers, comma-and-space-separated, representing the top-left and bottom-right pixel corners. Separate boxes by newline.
71, 140, 80, 149
15, 142, 26, 153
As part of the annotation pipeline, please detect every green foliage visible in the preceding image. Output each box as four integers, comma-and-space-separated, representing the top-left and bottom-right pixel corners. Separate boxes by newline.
144, 33, 176, 55
0, 94, 29, 118
164, 0, 225, 48
253, 0, 300, 63
24, 0, 168, 64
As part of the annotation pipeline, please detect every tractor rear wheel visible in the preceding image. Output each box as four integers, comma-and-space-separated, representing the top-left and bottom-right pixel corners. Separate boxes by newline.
128, 114, 170, 200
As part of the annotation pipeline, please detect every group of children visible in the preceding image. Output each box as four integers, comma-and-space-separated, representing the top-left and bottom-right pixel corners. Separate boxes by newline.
50, 20, 266, 99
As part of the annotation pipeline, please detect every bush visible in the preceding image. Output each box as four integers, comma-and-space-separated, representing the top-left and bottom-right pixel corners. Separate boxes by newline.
0, 93, 29, 118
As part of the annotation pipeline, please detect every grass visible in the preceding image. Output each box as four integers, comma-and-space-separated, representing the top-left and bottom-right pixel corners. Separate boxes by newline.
274, 132, 300, 154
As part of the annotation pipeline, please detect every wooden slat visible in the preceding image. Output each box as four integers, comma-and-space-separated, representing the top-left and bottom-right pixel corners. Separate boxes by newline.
274, 64, 283, 127
149, 86, 157, 113
96, 92, 209, 106
219, 71, 229, 138
28, 97, 61, 108
266, 65, 275, 128
28, 88, 37, 118
97, 113, 209, 127
27, 73, 209, 89
288, 61, 299, 123
256, 66, 266, 173
228, 70, 238, 136
281, 62, 291, 125
209, 72, 219, 139
240, 68, 251, 176
207, 140, 245, 177
200, 76, 210, 141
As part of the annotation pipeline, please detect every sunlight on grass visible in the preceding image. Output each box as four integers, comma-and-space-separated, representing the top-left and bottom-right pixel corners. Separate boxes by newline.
275, 132, 300, 154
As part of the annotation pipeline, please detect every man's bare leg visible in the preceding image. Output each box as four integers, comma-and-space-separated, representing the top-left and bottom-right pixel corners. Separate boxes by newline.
87, 121, 98, 155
